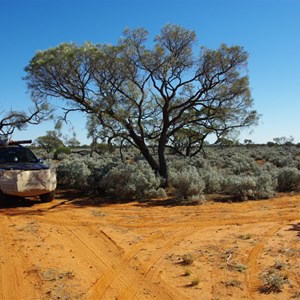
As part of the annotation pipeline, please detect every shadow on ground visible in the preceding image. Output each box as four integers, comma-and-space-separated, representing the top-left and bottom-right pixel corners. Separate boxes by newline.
288, 222, 300, 237
0, 196, 36, 208
48, 189, 242, 208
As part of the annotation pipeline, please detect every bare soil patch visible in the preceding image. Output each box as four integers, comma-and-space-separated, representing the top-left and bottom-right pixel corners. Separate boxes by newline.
0, 190, 299, 299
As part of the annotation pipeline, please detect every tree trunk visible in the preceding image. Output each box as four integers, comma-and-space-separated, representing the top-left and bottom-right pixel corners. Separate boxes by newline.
158, 132, 169, 187
128, 127, 160, 176
127, 124, 170, 187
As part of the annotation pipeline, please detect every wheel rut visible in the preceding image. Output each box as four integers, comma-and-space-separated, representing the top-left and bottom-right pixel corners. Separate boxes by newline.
87, 228, 194, 300
246, 223, 284, 299
0, 216, 39, 300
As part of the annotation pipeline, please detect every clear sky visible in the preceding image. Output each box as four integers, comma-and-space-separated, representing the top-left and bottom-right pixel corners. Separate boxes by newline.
1, 0, 300, 144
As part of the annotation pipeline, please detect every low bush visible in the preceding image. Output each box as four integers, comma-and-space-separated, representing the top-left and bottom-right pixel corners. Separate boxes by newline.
199, 167, 224, 194
224, 175, 256, 200
56, 158, 92, 189
53, 144, 300, 201
254, 171, 276, 199
224, 172, 276, 200
53, 146, 71, 160
99, 161, 165, 199
169, 166, 205, 201
276, 167, 300, 192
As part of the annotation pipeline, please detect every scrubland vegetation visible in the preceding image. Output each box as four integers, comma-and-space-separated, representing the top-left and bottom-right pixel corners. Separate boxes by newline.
35, 144, 300, 203
2, 142, 299, 299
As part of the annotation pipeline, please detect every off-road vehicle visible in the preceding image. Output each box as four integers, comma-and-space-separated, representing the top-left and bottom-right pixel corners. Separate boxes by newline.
0, 139, 56, 202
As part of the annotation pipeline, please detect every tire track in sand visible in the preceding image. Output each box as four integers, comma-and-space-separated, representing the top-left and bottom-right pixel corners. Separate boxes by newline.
116, 229, 195, 300
86, 230, 169, 299
58, 224, 124, 274
0, 215, 39, 300
87, 229, 194, 300
246, 223, 284, 299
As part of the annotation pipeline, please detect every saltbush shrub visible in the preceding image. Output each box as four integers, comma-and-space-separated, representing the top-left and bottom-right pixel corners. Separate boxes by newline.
224, 172, 276, 200
199, 167, 224, 194
32, 148, 53, 160
99, 161, 165, 199
254, 171, 276, 199
224, 175, 256, 200
53, 146, 71, 160
224, 153, 259, 175
169, 166, 205, 201
269, 155, 295, 168
53, 144, 300, 201
56, 158, 92, 189
276, 167, 300, 192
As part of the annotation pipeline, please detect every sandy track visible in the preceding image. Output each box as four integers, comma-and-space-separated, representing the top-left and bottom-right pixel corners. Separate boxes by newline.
0, 191, 299, 299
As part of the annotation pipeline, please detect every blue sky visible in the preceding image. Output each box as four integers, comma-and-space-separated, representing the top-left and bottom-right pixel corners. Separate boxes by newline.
1, 0, 300, 144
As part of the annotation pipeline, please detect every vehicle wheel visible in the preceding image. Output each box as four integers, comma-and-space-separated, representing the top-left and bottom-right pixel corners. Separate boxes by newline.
0, 191, 6, 204
39, 191, 55, 202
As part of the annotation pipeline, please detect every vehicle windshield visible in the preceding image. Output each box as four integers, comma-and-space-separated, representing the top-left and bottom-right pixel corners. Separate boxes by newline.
0, 147, 39, 164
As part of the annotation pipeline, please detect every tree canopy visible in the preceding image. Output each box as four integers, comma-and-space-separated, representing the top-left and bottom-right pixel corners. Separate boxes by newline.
34, 130, 64, 153
24, 24, 258, 182
0, 99, 51, 138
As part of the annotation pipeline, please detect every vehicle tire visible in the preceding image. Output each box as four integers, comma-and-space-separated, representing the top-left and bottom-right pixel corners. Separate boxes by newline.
39, 191, 55, 202
0, 191, 6, 205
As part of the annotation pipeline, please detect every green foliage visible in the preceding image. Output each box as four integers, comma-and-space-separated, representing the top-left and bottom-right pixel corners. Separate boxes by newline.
255, 171, 276, 199
52, 144, 300, 201
277, 167, 300, 192
35, 130, 64, 153
99, 161, 165, 199
222, 153, 259, 175
24, 24, 258, 181
224, 175, 256, 200
224, 171, 276, 200
56, 157, 92, 189
65, 137, 81, 148
199, 167, 224, 194
169, 166, 205, 201
259, 270, 289, 294
53, 146, 71, 160
0, 99, 51, 136
273, 136, 294, 145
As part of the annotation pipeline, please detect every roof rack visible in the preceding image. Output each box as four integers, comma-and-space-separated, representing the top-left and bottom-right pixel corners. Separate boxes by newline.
0, 140, 32, 146
8, 140, 32, 145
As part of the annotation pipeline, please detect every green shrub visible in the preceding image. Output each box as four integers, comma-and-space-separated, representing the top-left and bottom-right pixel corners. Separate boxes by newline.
100, 161, 165, 199
254, 171, 276, 199
52, 145, 300, 201
259, 270, 289, 294
169, 166, 205, 201
53, 146, 71, 160
224, 175, 256, 200
224, 172, 276, 200
56, 158, 91, 189
277, 167, 300, 192
200, 167, 224, 194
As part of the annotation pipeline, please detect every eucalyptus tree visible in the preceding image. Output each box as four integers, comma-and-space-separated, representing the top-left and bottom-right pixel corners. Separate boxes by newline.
0, 99, 51, 138
273, 136, 294, 145
35, 130, 64, 153
24, 24, 258, 184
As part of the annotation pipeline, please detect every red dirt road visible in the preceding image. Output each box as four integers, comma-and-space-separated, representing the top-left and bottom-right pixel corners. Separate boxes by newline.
0, 191, 299, 299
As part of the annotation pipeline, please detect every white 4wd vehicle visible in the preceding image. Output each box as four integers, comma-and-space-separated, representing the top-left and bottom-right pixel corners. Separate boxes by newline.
0, 140, 56, 202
